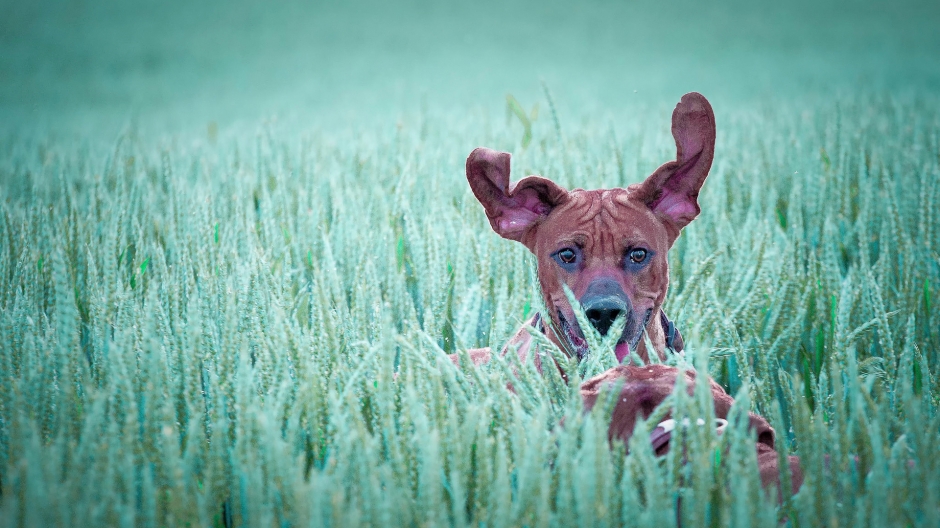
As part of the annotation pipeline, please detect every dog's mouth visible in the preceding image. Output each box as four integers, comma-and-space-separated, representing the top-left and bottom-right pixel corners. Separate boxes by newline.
556, 307, 653, 363
557, 311, 590, 360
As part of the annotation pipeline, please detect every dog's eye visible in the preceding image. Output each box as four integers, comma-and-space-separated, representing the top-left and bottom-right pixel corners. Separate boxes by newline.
558, 248, 577, 264
628, 248, 648, 263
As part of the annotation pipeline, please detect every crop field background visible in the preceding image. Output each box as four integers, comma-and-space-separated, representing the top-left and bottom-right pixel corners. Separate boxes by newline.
2, 0, 940, 526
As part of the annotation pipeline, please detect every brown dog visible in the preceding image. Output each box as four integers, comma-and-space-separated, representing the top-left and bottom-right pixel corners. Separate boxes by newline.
453, 93, 802, 495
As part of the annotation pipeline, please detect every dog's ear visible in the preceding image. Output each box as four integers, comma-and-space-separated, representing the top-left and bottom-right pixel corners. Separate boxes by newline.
466, 147, 568, 244
634, 92, 715, 231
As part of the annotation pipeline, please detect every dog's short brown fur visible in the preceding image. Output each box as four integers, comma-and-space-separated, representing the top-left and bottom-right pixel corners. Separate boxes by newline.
452, 93, 803, 495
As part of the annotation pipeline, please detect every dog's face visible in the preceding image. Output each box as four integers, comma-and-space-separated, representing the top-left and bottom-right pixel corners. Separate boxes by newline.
467, 93, 715, 362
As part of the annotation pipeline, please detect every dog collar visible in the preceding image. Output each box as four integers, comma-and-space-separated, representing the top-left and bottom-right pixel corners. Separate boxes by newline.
660, 310, 684, 353
650, 417, 727, 453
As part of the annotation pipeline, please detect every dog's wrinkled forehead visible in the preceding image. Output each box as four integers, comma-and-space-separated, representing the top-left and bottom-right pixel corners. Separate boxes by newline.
534, 188, 670, 254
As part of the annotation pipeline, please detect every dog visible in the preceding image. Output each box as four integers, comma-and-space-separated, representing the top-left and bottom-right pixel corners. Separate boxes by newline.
451, 93, 803, 495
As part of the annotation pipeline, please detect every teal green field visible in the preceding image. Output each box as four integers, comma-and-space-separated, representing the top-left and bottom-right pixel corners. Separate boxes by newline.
2, 0, 939, 526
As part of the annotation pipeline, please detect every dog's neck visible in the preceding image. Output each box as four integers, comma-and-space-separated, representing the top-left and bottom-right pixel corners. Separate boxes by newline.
637, 313, 668, 362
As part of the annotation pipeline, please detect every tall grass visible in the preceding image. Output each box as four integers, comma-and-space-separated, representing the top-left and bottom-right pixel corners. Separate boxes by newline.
0, 94, 938, 526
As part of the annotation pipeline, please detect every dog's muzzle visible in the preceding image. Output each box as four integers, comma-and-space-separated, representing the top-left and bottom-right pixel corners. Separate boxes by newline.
556, 278, 652, 363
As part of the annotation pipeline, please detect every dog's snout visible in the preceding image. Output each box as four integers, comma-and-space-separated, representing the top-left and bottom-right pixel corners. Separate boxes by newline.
581, 278, 630, 336
585, 302, 624, 336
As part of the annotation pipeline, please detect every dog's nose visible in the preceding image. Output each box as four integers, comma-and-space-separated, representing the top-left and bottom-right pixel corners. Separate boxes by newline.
585, 301, 624, 336
581, 278, 630, 336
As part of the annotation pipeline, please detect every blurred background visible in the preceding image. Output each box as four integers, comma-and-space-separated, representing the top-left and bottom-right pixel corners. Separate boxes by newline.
2, 0, 938, 138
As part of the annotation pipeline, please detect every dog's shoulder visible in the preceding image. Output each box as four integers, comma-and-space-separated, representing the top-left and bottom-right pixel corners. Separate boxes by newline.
448, 314, 543, 369
448, 347, 492, 368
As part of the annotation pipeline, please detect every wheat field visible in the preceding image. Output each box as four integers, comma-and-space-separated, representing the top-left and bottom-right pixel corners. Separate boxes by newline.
2, 1, 939, 526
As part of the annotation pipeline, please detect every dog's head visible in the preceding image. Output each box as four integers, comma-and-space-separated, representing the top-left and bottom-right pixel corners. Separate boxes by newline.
467, 92, 715, 362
